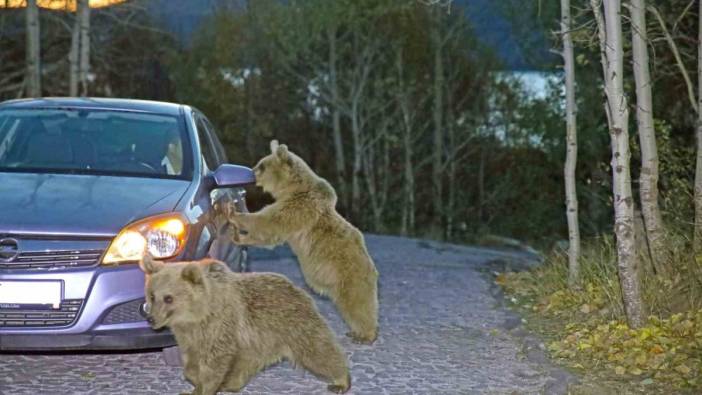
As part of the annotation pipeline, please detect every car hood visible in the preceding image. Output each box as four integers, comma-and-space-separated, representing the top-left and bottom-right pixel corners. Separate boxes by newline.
0, 172, 191, 237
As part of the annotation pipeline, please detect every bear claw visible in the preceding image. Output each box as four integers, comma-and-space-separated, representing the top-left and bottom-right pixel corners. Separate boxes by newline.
327, 384, 349, 394
346, 331, 376, 345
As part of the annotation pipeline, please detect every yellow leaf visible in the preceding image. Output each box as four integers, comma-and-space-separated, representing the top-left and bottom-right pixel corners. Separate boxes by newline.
649, 344, 665, 354
630, 367, 643, 376
615, 366, 626, 375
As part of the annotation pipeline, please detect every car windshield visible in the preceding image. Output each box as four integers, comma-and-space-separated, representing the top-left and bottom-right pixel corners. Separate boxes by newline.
0, 108, 192, 179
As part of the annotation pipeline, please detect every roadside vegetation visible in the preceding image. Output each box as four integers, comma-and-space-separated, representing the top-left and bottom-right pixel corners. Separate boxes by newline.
498, 230, 702, 393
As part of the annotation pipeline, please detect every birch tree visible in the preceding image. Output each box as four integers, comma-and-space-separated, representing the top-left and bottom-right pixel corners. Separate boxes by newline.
25, 0, 41, 97
593, 0, 645, 328
430, 7, 445, 237
648, 4, 702, 251
628, 0, 665, 269
70, 0, 90, 96
79, 0, 91, 96
327, 22, 348, 213
395, 49, 418, 235
561, 0, 580, 287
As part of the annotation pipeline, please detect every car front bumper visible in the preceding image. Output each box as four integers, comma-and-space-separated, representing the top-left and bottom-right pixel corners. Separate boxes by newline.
0, 263, 174, 351
0, 327, 173, 351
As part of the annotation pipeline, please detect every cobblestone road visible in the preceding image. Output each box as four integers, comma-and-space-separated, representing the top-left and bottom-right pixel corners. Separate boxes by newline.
0, 235, 574, 395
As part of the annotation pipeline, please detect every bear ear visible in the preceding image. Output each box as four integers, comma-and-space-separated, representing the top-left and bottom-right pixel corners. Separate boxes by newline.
270, 139, 279, 154
275, 144, 290, 162
200, 258, 230, 274
181, 263, 204, 285
139, 254, 163, 274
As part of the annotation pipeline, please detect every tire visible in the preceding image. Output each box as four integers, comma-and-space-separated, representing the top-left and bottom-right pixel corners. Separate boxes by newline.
162, 345, 182, 367
230, 245, 249, 272
208, 224, 249, 272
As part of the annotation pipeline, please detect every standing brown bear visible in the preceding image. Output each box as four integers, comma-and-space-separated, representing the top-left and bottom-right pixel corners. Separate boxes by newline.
228, 140, 379, 344
139, 255, 351, 395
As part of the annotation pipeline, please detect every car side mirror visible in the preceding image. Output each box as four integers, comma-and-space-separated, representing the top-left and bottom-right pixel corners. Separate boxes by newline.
211, 164, 255, 188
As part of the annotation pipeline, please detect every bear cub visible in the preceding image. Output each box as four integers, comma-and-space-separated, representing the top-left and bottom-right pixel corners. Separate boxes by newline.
227, 140, 379, 344
140, 255, 351, 395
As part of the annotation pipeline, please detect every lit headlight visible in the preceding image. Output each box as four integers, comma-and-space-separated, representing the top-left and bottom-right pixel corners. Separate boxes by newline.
102, 214, 188, 264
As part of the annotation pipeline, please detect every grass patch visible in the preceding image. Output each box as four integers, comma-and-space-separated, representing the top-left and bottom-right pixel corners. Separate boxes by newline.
497, 234, 702, 393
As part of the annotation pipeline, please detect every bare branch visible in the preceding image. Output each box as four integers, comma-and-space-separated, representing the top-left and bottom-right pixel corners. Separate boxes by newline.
649, 4, 698, 114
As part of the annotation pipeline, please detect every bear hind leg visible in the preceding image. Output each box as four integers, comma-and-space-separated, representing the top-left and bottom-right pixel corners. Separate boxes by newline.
293, 341, 350, 393
337, 281, 378, 344
221, 358, 263, 393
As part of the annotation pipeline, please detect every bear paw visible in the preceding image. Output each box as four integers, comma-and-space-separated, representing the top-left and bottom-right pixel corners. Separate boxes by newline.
346, 331, 376, 345
327, 384, 350, 394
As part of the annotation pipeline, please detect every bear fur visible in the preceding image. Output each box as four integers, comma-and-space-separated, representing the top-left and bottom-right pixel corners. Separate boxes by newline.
139, 255, 351, 395
228, 140, 379, 344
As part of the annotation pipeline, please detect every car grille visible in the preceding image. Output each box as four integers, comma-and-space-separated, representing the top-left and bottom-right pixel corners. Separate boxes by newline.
0, 299, 83, 327
102, 299, 146, 325
0, 249, 103, 270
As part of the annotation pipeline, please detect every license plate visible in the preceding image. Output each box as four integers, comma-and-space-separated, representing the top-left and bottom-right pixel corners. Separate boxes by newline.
0, 281, 62, 309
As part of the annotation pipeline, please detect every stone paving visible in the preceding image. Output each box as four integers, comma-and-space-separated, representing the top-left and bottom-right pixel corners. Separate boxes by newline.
0, 235, 573, 394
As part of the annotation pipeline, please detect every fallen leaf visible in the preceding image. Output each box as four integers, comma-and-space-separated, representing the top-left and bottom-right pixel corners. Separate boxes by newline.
649, 344, 665, 354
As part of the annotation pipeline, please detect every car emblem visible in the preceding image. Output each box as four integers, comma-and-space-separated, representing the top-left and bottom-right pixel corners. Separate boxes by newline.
0, 238, 19, 262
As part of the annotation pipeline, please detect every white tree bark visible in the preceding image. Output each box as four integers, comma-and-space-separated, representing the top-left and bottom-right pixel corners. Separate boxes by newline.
431, 8, 444, 237
599, 0, 645, 328
69, 9, 80, 96
25, 0, 41, 97
629, 0, 665, 268
396, 49, 416, 236
648, 5, 702, 251
78, 0, 90, 96
327, 25, 348, 212
561, 0, 580, 287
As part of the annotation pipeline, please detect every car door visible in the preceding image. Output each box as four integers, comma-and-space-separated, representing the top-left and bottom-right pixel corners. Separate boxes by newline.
194, 112, 249, 271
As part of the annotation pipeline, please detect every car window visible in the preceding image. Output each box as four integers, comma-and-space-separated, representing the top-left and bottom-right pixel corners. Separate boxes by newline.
194, 114, 220, 171
0, 108, 193, 179
202, 117, 228, 163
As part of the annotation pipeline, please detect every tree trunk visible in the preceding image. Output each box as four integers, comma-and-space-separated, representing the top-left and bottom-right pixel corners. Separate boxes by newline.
478, 147, 486, 224
696, 1, 702, 251
396, 49, 415, 236
447, 128, 457, 240
445, 87, 457, 240
431, 9, 444, 238
350, 101, 362, 225
562, 0, 581, 287
630, 0, 665, 269
600, 0, 646, 328
327, 25, 348, 213
362, 136, 379, 231
401, 129, 415, 236
69, 10, 80, 96
78, 0, 90, 96
25, 0, 41, 97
